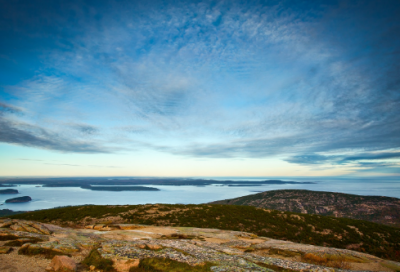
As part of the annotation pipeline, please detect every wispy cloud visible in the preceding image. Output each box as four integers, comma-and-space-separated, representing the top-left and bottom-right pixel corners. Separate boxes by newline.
285, 151, 400, 174
69, 123, 99, 135
0, 102, 110, 153
0, 0, 399, 175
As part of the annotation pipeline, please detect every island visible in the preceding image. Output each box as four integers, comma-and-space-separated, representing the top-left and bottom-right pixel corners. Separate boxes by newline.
0, 189, 18, 194
80, 185, 160, 191
5, 196, 32, 203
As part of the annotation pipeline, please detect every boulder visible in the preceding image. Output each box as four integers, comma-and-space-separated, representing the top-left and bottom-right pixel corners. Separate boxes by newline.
113, 258, 139, 272
93, 224, 105, 230
145, 243, 162, 250
47, 255, 77, 272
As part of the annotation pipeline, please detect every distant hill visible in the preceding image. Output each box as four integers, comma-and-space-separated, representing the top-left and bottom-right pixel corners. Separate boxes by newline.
211, 189, 400, 227
8, 203, 400, 262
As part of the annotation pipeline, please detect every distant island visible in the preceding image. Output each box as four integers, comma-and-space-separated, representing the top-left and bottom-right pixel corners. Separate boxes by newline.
5, 196, 32, 203
0, 189, 18, 194
80, 185, 159, 191
0, 177, 315, 188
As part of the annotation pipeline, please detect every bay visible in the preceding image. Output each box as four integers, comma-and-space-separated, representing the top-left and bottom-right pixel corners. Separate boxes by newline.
1, 176, 399, 211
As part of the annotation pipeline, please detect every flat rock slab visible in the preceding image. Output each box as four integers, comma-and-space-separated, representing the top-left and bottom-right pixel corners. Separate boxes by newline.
1, 219, 400, 271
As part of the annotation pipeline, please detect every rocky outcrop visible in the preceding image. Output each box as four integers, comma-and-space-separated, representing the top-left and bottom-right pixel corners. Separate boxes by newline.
1, 218, 400, 271
46, 255, 77, 272
5, 196, 32, 203
211, 189, 400, 227
2, 219, 52, 235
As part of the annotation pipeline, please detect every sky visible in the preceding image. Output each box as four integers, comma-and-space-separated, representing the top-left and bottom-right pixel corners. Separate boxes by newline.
0, 0, 400, 177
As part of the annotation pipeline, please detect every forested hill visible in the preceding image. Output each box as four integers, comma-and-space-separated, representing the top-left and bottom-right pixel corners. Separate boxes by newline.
211, 189, 400, 227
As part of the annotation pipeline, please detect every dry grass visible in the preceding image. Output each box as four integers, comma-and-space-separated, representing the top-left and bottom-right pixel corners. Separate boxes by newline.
301, 253, 351, 269
382, 261, 400, 271
268, 248, 299, 257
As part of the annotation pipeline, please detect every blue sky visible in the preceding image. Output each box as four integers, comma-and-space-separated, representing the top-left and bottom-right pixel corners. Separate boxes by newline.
0, 0, 400, 177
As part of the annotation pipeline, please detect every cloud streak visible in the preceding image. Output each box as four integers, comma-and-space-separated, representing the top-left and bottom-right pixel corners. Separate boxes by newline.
0, 102, 110, 153
0, 0, 399, 175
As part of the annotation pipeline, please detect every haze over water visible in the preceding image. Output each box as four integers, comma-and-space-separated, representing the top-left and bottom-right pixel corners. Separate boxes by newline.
1, 177, 399, 211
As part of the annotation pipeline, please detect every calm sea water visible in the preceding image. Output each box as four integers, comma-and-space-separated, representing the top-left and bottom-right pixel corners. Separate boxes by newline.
1, 177, 399, 211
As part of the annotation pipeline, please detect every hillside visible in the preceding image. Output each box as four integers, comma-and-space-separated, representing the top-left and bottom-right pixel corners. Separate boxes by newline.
8, 203, 400, 263
211, 190, 400, 227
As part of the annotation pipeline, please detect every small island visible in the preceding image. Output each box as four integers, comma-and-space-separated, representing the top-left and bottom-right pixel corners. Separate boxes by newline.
5, 196, 32, 203
0, 189, 19, 194
80, 185, 160, 191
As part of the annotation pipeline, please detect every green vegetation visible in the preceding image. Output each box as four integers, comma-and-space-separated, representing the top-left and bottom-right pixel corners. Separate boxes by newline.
129, 258, 213, 272
382, 261, 400, 272
82, 248, 115, 271
9, 203, 400, 262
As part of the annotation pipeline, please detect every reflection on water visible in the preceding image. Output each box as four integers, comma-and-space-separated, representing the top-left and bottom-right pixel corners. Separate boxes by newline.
0, 177, 399, 211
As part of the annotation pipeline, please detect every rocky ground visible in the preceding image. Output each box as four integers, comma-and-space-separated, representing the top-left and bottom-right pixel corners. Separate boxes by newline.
1, 218, 400, 272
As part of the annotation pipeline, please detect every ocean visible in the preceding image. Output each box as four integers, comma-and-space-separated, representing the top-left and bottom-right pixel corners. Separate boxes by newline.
1, 176, 400, 211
